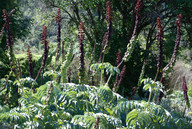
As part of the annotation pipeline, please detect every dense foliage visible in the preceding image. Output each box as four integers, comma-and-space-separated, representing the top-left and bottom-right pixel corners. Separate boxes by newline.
0, 80, 192, 128
0, 0, 192, 128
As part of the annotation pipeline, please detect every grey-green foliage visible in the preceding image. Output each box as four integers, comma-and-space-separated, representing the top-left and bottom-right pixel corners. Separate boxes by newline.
90, 62, 120, 85
16, 77, 38, 89
0, 106, 31, 126
61, 42, 73, 83
71, 112, 122, 128
59, 122, 85, 129
91, 62, 120, 76
43, 70, 60, 82
142, 78, 164, 103
112, 100, 145, 126
0, 81, 192, 128
126, 109, 160, 129
160, 90, 192, 128
97, 86, 113, 106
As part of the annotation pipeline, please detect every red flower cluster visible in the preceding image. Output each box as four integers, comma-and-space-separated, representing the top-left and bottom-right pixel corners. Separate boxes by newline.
135, 0, 142, 16
41, 26, 47, 44
106, 1, 112, 24
35, 26, 49, 81
3, 9, 14, 46
27, 45, 32, 64
116, 49, 121, 65
27, 44, 33, 77
2, 9, 7, 22
176, 14, 182, 27
172, 14, 182, 60
78, 22, 85, 84
78, 22, 85, 41
118, 65, 126, 87
156, 17, 163, 70
55, 8, 62, 23
156, 17, 163, 40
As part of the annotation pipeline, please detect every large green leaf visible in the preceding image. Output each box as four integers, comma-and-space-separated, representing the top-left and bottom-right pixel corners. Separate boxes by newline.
126, 109, 160, 129
71, 112, 122, 129
98, 86, 113, 107
112, 100, 145, 126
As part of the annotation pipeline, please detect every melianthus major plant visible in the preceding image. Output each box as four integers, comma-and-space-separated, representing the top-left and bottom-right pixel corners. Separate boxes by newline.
0, 80, 191, 128
0, 0, 192, 129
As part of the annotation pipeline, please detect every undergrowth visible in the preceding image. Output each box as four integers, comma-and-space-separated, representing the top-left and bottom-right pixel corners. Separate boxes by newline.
0, 80, 191, 128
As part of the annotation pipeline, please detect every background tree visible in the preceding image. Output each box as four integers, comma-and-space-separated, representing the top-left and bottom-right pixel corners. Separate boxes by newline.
39, 0, 192, 96
1, 0, 191, 97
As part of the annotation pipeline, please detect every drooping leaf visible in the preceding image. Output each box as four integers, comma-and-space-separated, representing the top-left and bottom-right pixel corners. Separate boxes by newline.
126, 109, 160, 129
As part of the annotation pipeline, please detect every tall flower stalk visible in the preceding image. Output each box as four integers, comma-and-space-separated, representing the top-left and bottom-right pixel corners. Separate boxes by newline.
78, 22, 86, 84
119, 0, 142, 67
163, 14, 182, 72
78, 22, 88, 113
99, 1, 112, 63
156, 14, 182, 104
27, 44, 33, 78
98, 1, 113, 86
3, 9, 19, 80
107, 0, 141, 87
3, 9, 14, 60
35, 26, 49, 81
55, 8, 62, 70
154, 17, 163, 82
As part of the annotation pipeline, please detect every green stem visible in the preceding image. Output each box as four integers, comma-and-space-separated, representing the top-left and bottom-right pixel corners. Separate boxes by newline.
105, 74, 112, 86
100, 70, 103, 86
148, 89, 153, 106
153, 91, 157, 102
100, 53, 105, 86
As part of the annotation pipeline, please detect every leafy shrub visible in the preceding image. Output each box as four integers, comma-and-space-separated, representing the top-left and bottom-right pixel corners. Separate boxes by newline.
0, 81, 191, 128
